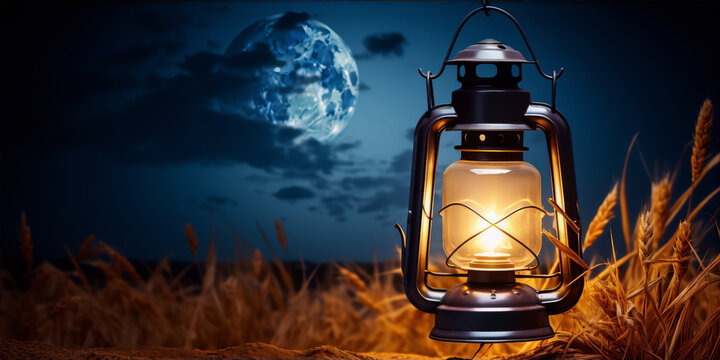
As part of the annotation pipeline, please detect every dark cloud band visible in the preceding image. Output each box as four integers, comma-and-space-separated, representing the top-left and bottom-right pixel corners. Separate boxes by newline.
362, 32, 407, 57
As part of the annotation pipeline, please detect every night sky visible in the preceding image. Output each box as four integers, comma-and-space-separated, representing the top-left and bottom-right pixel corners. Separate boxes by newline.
2, 1, 719, 265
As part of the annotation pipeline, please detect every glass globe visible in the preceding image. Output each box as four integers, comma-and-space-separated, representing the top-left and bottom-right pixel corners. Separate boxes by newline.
441, 160, 542, 270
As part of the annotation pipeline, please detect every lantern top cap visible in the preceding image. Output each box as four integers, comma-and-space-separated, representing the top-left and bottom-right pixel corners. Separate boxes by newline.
447, 39, 531, 64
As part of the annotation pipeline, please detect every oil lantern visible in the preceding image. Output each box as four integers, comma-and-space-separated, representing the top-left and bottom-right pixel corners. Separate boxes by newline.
398, 3, 584, 343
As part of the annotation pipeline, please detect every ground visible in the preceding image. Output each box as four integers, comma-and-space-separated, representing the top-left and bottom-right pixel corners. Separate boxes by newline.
0, 340, 438, 360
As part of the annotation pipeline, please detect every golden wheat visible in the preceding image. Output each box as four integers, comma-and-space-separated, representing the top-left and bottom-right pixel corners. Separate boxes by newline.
338, 266, 368, 292
636, 210, 655, 272
691, 99, 713, 183
661, 220, 693, 311
275, 219, 288, 250
672, 221, 692, 282
583, 183, 618, 251
651, 175, 672, 246
356, 292, 384, 315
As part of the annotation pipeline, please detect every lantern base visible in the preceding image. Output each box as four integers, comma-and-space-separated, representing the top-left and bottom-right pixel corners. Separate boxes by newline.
430, 271, 553, 343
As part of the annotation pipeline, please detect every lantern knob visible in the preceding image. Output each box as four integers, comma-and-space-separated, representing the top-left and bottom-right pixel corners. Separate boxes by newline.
447, 39, 530, 64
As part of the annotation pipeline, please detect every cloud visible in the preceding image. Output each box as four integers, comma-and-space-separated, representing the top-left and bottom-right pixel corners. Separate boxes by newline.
224, 43, 286, 70
206, 195, 238, 206
99, 41, 188, 67
362, 33, 407, 57
135, 11, 192, 34
389, 149, 412, 173
94, 84, 350, 173
192, 195, 238, 212
4, 42, 356, 178
354, 151, 412, 213
274, 12, 311, 30
2, 9, 365, 223
357, 186, 407, 213
179, 43, 284, 76
405, 128, 415, 142
312, 149, 413, 220
274, 186, 316, 201
320, 193, 357, 221
343, 175, 395, 190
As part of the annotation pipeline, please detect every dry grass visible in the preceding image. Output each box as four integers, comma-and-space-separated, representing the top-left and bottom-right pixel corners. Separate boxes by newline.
1, 100, 719, 359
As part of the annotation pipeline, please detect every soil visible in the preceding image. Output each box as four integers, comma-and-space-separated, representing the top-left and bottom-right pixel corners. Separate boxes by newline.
0, 340, 438, 360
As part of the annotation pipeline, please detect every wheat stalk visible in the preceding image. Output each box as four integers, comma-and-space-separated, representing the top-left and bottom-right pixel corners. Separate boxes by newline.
18, 211, 33, 273
651, 175, 672, 246
691, 99, 713, 183
583, 183, 618, 251
635, 209, 672, 356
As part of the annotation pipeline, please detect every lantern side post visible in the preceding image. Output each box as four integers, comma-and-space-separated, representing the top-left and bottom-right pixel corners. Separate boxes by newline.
403, 105, 457, 313
525, 103, 584, 314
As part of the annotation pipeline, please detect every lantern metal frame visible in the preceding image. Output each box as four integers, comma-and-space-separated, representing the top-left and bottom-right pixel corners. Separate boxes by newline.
397, 1, 584, 343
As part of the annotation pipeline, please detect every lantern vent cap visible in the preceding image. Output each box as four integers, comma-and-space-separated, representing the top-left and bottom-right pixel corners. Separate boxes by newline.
447, 39, 531, 64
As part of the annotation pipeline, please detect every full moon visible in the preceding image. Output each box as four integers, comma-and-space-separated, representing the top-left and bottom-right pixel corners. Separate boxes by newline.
223, 12, 359, 142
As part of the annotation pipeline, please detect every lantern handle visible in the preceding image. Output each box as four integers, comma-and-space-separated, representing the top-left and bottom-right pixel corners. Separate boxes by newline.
418, 1, 563, 111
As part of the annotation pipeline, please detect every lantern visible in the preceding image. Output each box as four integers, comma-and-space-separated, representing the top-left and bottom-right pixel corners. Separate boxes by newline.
397, 3, 584, 343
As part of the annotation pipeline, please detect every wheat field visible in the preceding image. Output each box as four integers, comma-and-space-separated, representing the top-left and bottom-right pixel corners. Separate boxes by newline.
0, 100, 718, 359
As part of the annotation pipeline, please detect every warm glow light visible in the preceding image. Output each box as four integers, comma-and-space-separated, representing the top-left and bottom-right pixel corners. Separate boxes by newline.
474, 211, 508, 254
441, 160, 542, 270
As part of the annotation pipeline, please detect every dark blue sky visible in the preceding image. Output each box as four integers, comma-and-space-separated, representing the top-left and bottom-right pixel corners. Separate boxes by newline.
2, 1, 719, 264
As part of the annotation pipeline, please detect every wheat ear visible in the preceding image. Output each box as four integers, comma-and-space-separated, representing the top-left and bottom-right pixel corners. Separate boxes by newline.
338, 266, 368, 292
77, 234, 101, 261
185, 222, 199, 257
691, 99, 713, 183
661, 220, 692, 310
651, 175, 671, 246
583, 183, 618, 251
672, 220, 692, 282
275, 219, 288, 250
636, 210, 655, 272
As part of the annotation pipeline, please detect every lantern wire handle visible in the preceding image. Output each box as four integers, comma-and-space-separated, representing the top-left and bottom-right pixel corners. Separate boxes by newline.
437, 202, 548, 271
424, 198, 580, 293
424, 71, 435, 109
418, 2, 564, 112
